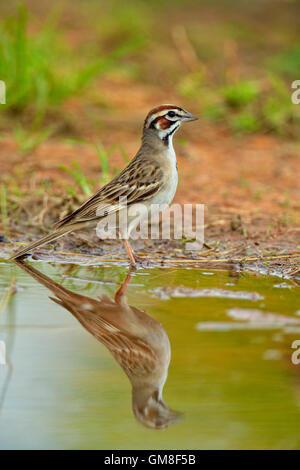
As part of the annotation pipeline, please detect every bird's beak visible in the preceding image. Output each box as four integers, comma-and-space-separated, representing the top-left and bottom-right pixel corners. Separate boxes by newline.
182, 110, 198, 122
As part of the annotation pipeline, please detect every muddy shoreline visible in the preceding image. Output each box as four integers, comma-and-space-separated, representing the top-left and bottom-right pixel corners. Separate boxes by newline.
1, 236, 299, 281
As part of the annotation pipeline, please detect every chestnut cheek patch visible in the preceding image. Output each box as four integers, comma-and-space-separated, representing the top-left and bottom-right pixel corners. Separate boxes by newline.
157, 117, 170, 130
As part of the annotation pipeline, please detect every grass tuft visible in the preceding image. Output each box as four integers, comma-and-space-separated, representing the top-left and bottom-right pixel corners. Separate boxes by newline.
0, 3, 143, 127
58, 160, 92, 196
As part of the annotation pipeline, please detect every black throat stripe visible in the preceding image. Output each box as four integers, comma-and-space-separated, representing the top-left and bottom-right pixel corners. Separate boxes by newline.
162, 124, 179, 144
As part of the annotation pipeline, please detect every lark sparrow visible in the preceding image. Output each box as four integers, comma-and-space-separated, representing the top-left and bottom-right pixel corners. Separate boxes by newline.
15, 260, 180, 429
11, 105, 197, 266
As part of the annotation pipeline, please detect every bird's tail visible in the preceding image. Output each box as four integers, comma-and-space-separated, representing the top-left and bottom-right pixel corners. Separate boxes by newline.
10, 227, 72, 260
14, 258, 73, 297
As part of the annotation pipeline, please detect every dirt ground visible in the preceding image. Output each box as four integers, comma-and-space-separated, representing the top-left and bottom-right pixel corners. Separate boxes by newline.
1, 76, 299, 278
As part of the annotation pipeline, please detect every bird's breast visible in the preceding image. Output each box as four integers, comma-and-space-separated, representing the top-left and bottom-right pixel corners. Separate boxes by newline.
153, 148, 178, 206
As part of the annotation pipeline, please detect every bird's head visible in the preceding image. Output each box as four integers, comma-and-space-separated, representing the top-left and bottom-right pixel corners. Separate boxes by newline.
132, 388, 181, 430
143, 104, 197, 144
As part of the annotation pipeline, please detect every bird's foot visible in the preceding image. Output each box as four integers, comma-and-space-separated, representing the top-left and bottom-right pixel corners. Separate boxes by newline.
131, 255, 150, 269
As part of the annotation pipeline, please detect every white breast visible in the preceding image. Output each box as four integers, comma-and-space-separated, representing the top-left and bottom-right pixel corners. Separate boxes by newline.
151, 141, 178, 206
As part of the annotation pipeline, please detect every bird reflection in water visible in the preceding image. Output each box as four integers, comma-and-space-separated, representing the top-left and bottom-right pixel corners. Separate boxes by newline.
15, 260, 180, 430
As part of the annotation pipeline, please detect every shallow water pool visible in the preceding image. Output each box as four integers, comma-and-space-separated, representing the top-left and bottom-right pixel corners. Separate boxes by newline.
0, 261, 299, 449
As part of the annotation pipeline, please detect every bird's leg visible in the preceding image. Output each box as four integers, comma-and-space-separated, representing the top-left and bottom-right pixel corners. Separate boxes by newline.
120, 238, 137, 268
115, 271, 132, 303
119, 232, 148, 267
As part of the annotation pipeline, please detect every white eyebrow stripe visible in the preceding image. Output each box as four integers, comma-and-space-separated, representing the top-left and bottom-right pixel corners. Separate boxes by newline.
145, 110, 168, 127
145, 109, 183, 128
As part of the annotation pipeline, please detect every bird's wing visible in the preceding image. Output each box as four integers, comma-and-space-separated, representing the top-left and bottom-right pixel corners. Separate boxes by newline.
96, 318, 158, 376
54, 157, 164, 229
52, 296, 157, 376
16, 260, 157, 377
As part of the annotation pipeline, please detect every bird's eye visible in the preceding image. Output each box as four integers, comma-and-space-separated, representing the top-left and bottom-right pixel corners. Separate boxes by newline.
167, 111, 176, 118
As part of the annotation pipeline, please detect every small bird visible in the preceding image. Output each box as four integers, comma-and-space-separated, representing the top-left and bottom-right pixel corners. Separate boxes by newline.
15, 260, 180, 429
11, 105, 197, 266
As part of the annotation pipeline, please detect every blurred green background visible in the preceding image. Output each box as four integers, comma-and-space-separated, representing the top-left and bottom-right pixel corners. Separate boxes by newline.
0, 0, 299, 261
0, 0, 299, 145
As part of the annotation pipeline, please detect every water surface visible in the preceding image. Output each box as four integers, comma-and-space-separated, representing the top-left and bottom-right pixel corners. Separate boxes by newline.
0, 261, 299, 449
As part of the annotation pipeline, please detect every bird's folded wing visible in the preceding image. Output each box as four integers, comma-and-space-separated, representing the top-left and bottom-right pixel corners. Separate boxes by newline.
97, 321, 158, 376
52, 296, 157, 375
54, 158, 163, 229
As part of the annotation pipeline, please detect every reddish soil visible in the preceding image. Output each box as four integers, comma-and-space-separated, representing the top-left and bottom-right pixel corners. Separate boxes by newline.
1, 76, 299, 276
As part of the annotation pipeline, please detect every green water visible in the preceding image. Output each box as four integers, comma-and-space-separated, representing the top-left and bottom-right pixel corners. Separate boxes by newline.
0, 260, 300, 450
